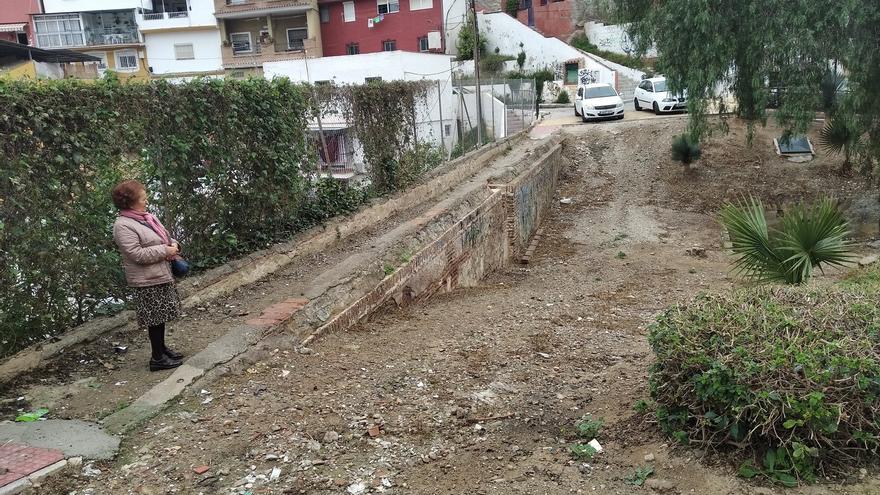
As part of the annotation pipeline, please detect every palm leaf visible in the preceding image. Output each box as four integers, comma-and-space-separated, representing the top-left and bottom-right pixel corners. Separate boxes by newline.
719, 197, 788, 283
778, 199, 854, 283
818, 116, 860, 158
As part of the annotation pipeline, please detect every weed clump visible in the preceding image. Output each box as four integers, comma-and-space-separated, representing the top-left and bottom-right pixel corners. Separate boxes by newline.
648, 264, 880, 485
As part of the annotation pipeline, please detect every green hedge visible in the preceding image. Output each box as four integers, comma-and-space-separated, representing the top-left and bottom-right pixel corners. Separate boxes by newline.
0, 76, 428, 357
570, 33, 649, 71
648, 265, 880, 485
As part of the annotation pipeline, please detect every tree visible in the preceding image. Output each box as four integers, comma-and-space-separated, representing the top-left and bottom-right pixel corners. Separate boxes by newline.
456, 12, 487, 61
516, 43, 526, 70
615, 0, 880, 172
719, 197, 853, 284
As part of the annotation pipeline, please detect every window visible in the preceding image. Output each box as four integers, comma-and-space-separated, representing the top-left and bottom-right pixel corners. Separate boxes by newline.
410, 0, 433, 10
343, 1, 355, 22
377, 0, 400, 14
444, 124, 451, 136
174, 43, 195, 60
320, 5, 330, 23
286, 28, 307, 50
17, 32, 28, 45
365, 76, 382, 83
86, 51, 108, 75
115, 50, 139, 71
383, 39, 396, 51
34, 14, 84, 48
230, 32, 252, 54
315, 80, 331, 86
346, 42, 359, 55
418, 36, 429, 52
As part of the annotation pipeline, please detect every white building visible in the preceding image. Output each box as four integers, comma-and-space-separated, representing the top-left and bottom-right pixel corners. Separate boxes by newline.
265, 51, 463, 178
478, 11, 615, 88
136, 0, 223, 76
35, 0, 153, 79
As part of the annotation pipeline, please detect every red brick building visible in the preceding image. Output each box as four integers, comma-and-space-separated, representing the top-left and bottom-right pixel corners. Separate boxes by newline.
318, 0, 444, 57
514, 0, 576, 41
0, 0, 41, 44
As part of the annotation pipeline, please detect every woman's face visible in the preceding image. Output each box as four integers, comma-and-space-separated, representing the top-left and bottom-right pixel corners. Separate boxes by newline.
132, 189, 148, 212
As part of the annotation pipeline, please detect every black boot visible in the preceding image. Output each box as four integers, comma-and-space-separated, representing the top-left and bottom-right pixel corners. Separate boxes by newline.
148, 324, 181, 371
150, 355, 182, 372
163, 347, 184, 360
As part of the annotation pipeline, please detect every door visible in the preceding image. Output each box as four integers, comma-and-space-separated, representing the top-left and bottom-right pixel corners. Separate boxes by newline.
565, 63, 579, 86
636, 80, 652, 105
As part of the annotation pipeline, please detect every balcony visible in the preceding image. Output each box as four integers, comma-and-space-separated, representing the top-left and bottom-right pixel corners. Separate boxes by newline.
221, 12, 319, 68
214, 0, 315, 19
34, 11, 141, 49
221, 37, 318, 68
137, 0, 200, 30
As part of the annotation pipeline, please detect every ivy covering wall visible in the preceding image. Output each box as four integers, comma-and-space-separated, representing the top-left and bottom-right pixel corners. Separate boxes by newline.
0, 76, 433, 357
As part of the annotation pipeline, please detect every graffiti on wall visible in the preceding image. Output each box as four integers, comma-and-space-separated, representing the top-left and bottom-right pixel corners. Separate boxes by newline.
578, 68, 600, 85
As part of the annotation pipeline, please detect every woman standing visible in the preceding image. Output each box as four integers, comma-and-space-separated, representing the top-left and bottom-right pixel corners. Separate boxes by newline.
111, 180, 184, 371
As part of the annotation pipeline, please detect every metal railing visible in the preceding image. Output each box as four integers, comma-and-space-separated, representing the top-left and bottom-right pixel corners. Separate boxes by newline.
317, 151, 359, 176
142, 12, 190, 20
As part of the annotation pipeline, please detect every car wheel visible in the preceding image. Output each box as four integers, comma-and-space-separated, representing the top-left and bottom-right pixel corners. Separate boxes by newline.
653, 102, 660, 114
581, 113, 588, 123
574, 106, 579, 117
617, 115, 624, 120
633, 98, 641, 111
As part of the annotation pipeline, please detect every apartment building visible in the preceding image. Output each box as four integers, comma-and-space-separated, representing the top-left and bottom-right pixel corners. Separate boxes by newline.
136, 0, 224, 76
214, 0, 323, 74
317, 0, 444, 57
0, 0, 41, 45
32, 0, 152, 80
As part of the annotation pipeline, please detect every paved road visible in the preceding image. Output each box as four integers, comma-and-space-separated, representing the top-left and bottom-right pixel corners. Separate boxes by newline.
530, 104, 687, 139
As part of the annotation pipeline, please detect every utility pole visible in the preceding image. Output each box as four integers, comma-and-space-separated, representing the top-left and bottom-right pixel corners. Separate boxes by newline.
304, 49, 331, 171
471, 0, 483, 147
437, 79, 445, 151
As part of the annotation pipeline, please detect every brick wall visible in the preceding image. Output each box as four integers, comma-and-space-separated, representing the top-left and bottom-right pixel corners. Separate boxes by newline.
302, 142, 563, 346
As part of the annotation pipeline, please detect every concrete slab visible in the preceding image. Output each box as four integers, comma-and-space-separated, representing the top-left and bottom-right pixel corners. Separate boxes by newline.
0, 420, 119, 460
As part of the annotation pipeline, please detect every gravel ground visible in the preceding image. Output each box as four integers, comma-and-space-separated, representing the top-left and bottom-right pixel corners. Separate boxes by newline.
38, 117, 879, 495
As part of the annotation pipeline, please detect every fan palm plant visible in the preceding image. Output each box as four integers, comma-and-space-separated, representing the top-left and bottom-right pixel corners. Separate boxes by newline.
719, 197, 854, 284
819, 115, 862, 173
819, 69, 846, 115
671, 134, 701, 167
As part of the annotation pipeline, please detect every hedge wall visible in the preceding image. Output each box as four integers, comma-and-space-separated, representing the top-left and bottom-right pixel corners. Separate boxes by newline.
0, 76, 429, 357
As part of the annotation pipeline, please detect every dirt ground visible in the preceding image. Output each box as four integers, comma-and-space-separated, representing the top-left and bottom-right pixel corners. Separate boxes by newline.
37, 116, 880, 495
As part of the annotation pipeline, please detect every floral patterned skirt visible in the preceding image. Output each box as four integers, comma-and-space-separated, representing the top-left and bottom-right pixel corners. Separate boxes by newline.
132, 283, 181, 328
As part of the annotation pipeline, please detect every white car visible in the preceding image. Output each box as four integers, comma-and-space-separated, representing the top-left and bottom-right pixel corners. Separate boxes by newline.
633, 76, 688, 113
574, 83, 625, 122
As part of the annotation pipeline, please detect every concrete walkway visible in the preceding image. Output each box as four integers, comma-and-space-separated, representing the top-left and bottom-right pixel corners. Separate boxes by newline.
0, 419, 119, 494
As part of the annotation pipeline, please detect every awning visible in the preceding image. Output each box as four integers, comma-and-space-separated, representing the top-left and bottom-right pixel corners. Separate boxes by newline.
0, 23, 26, 33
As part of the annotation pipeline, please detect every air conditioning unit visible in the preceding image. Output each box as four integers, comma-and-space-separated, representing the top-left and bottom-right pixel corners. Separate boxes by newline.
427, 31, 441, 49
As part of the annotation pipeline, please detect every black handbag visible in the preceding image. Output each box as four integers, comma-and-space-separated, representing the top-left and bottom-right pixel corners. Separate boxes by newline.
170, 258, 190, 278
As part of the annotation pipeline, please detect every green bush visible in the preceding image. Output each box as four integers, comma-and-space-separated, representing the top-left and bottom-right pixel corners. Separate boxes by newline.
555, 90, 571, 104
455, 13, 487, 61
0, 77, 428, 357
648, 265, 880, 485
480, 53, 515, 75
670, 134, 701, 165
570, 33, 648, 71
505, 0, 519, 17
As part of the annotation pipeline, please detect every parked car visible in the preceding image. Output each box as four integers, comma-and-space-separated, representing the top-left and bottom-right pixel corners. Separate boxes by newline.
574, 83, 625, 122
633, 76, 687, 113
